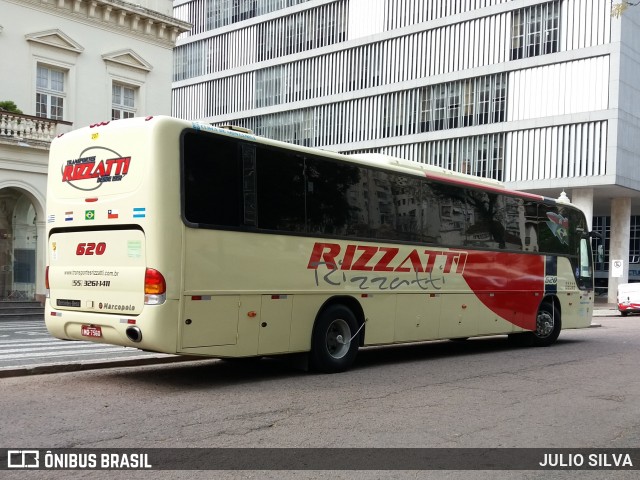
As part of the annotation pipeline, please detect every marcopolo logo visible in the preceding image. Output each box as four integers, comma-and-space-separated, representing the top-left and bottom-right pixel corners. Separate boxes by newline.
61, 147, 131, 192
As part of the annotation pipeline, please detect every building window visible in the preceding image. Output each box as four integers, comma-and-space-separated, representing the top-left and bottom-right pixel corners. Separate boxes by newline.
420, 74, 508, 133
112, 84, 136, 120
476, 78, 491, 125
511, 1, 560, 60
256, 2, 347, 63
593, 215, 640, 278
36, 65, 65, 120
424, 134, 505, 181
233, 0, 256, 23
493, 75, 507, 123
433, 85, 446, 131
448, 83, 461, 129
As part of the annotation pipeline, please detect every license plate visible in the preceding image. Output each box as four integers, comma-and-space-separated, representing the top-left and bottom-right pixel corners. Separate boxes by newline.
81, 325, 102, 338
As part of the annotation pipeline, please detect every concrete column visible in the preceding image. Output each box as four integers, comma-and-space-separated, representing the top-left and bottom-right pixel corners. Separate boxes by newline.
608, 197, 631, 303
571, 188, 594, 230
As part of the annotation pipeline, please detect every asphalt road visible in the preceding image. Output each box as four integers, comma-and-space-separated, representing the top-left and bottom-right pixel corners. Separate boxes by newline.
1, 314, 639, 480
0, 304, 618, 376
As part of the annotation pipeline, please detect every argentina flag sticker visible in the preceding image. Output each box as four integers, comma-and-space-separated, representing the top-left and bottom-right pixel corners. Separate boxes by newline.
133, 207, 146, 218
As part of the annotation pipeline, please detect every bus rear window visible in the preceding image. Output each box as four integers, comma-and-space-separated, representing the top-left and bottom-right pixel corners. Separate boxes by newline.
182, 131, 241, 227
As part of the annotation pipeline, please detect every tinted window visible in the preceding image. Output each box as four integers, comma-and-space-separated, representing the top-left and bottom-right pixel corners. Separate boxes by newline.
182, 130, 588, 259
537, 204, 571, 255
368, 170, 399, 241
256, 147, 305, 232
389, 174, 424, 242
182, 131, 241, 227
464, 190, 507, 249
427, 182, 468, 247
305, 157, 363, 236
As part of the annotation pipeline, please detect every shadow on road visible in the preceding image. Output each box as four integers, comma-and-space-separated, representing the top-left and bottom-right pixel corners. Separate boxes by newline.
95, 335, 585, 389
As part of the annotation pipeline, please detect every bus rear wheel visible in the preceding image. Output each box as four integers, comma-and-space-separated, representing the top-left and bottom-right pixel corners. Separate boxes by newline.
310, 305, 359, 373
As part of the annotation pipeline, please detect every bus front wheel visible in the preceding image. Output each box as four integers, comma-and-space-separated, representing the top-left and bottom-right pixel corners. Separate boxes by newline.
310, 305, 359, 373
509, 302, 561, 347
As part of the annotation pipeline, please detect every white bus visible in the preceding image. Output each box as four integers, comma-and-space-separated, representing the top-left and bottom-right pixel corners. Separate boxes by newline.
45, 116, 595, 372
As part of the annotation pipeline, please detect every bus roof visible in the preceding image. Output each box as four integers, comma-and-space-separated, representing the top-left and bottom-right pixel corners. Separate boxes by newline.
191, 120, 546, 202
57, 116, 551, 206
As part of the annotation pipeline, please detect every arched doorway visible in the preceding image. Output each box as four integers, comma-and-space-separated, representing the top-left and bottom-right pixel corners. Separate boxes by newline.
0, 188, 38, 302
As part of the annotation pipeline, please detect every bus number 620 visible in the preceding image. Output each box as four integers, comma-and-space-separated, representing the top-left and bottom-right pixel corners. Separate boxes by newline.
76, 242, 107, 255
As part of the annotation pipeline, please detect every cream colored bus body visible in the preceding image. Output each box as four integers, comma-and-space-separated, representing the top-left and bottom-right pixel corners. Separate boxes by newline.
45, 116, 594, 367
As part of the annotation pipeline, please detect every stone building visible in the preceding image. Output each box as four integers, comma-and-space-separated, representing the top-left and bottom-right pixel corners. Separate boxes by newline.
0, 0, 189, 303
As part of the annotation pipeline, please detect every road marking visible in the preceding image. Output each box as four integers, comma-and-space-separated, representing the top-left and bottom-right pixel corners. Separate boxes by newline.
1, 339, 67, 345
0, 344, 135, 355
0, 347, 141, 360
0, 324, 46, 329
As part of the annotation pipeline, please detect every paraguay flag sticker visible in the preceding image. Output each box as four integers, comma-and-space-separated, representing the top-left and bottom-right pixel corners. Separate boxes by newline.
133, 207, 146, 219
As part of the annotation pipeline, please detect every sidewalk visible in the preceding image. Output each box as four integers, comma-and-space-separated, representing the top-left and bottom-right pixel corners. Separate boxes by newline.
593, 299, 619, 317
0, 354, 198, 379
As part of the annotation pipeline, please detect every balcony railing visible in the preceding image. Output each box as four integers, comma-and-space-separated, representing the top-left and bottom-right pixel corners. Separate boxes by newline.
0, 111, 73, 149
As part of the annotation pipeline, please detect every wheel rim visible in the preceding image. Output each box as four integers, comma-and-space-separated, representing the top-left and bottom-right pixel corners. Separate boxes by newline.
325, 318, 351, 359
535, 309, 554, 338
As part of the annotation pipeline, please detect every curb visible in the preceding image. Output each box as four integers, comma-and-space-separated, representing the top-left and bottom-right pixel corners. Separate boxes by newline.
0, 354, 203, 379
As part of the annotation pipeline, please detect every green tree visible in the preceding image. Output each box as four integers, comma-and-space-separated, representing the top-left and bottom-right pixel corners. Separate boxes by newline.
0, 101, 23, 114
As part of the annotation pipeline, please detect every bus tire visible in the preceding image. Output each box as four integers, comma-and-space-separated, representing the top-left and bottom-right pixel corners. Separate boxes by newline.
310, 305, 359, 373
531, 301, 561, 346
508, 302, 561, 347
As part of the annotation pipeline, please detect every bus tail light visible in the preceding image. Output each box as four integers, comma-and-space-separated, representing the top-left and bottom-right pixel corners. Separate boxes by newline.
144, 268, 166, 305
45, 266, 50, 298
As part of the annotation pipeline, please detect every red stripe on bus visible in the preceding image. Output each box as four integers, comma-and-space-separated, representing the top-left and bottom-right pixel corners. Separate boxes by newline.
459, 251, 544, 331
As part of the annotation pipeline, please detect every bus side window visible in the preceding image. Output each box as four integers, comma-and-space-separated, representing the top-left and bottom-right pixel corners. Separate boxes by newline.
241, 144, 257, 226
537, 205, 570, 255
256, 147, 305, 233
304, 157, 363, 237
464, 190, 507, 249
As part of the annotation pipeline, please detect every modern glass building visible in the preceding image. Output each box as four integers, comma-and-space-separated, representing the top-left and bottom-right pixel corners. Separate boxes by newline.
171, 0, 640, 301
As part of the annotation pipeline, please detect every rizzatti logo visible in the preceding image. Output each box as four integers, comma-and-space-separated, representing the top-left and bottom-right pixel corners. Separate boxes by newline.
307, 242, 468, 291
61, 147, 131, 191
